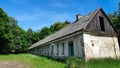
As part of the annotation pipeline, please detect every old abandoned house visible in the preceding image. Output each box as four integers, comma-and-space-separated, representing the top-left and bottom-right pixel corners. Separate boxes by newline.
29, 8, 120, 60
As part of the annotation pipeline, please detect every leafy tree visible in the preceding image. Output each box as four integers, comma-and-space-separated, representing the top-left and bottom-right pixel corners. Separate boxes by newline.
0, 8, 30, 53
39, 27, 51, 39
27, 28, 33, 44
0, 8, 13, 53
32, 32, 40, 43
9, 17, 30, 53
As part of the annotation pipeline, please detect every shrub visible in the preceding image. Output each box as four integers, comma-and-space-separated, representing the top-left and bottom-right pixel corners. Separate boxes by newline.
66, 56, 85, 68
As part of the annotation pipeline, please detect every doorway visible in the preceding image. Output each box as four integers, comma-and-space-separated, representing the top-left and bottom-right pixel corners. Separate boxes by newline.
68, 41, 74, 57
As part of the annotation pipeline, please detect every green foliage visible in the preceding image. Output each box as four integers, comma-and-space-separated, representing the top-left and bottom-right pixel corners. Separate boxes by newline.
0, 54, 66, 68
8, 17, 30, 53
0, 8, 9, 22
66, 57, 85, 68
0, 8, 13, 53
87, 58, 120, 68
0, 54, 120, 68
0, 8, 29, 53
26, 28, 33, 44
39, 27, 51, 39
32, 32, 40, 43
66, 57, 120, 68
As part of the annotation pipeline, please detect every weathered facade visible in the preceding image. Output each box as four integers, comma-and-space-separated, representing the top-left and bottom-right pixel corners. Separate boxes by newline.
29, 8, 120, 60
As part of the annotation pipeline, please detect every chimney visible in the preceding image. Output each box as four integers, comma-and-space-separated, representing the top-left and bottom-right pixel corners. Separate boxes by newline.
76, 14, 83, 21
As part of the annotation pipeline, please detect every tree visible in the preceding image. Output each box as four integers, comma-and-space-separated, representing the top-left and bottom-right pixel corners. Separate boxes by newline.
9, 17, 30, 53
50, 21, 70, 33
0, 7, 30, 53
0, 8, 13, 53
39, 27, 51, 39
32, 32, 40, 44
27, 28, 33, 44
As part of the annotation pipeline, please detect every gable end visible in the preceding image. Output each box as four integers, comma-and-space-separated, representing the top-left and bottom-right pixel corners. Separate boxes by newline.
85, 8, 118, 35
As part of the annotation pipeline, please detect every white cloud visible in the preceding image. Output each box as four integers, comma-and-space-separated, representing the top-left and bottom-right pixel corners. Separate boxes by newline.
52, 2, 67, 8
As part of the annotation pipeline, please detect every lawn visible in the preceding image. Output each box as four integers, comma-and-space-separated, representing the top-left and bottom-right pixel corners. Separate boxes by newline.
0, 54, 66, 68
0, 54, 120, 68
67, 57, 120, 68
86, 58, 120, 68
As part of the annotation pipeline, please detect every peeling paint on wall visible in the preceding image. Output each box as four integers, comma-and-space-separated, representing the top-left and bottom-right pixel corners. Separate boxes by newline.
83, 33, 119, 59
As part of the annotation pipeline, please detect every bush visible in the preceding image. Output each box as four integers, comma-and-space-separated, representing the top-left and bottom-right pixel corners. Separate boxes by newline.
66, 56, 85, 68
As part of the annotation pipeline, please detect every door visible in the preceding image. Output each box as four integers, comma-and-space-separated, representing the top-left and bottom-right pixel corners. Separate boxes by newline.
68, 41, 74, 57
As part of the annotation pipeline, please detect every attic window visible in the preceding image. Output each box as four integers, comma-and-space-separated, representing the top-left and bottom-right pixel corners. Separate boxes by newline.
99, 17, 105, 32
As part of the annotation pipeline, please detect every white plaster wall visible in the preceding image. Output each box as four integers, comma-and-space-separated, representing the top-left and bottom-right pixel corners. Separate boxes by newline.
83, 33, 120, 59
83, 34, 93, 59
113, 37, 120, 58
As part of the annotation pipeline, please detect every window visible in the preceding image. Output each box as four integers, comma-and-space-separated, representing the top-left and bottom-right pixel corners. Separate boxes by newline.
62, 43, 65, 55
99, 17, 105, 32
51, 46, 53, 55
57, 44, 59, 55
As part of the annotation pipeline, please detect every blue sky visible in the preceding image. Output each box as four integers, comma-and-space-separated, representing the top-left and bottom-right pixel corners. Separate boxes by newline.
0, 0, 120, 31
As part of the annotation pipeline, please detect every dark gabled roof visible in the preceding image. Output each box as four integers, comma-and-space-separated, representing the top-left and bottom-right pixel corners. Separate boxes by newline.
29, 7, 104, 49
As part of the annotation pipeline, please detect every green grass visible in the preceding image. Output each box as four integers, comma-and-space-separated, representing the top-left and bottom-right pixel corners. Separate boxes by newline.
0, 54, 66, 68
86, 58, 120, 68
0, 54, 120, 68
66, 57, 120, 68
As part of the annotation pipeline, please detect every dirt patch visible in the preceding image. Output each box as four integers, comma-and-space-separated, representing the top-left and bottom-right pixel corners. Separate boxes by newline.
0, 60, 29, 68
